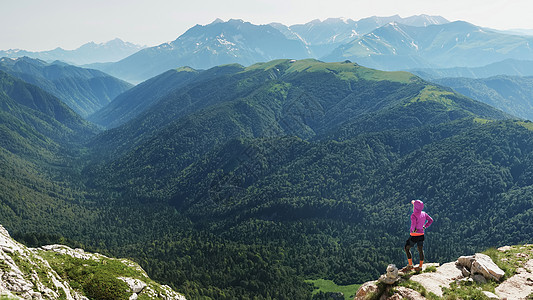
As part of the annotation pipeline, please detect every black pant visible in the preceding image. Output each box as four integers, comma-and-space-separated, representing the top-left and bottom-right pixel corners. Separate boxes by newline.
405, 235, 424, 261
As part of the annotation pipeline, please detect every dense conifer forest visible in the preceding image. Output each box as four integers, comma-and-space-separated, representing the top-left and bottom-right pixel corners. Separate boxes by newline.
1, 60, 533, 299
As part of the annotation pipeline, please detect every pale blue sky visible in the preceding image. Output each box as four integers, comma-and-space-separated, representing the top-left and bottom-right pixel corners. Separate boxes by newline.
2, 0, 533, 51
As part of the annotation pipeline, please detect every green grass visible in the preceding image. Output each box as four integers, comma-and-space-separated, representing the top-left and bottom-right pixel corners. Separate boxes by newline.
408, 85, 456, 108
482, 245, 533, 279
305, 279, 361, 300
423, 265, 438, 273
39, 250, 145, 300
442, 280, 498, 300
517, 120, 533, 131
397, 280, 440, 300
245, 58, 417, 83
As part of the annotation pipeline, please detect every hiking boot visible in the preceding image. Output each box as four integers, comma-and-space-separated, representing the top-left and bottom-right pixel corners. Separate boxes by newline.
414, 266, 422, 272
400, 265, 414, 272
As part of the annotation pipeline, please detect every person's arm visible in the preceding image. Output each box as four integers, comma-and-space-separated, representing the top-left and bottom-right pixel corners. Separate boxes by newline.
424, 214, 433, 229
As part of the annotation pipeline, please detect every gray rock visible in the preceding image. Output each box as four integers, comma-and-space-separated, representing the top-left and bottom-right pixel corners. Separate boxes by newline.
410, 262, 463, 297
472, 274, 487, 284
456, 255, 475, 269
471, 253, 505, 281
497, 246, 512, 252
118, 277, 147, 294
461, 266, 471, 277
394, 286, 426, 300
458, 277, 474, 284
378, 264, 399, 285
495, 259, 533, 300
481, 291, 499, 299
354, 281, 379, 300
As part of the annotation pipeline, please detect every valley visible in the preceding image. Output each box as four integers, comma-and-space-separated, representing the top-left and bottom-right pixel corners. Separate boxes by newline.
1, 13, 533, 300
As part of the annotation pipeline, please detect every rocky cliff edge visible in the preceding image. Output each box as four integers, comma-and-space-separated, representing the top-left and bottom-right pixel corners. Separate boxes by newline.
354, 244, 533, 300
0, 225, 186, 300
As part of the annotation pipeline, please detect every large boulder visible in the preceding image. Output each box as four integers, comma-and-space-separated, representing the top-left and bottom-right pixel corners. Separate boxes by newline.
470, 253, 505, 281
456, 255, 475, 269
456, 253, 505, 281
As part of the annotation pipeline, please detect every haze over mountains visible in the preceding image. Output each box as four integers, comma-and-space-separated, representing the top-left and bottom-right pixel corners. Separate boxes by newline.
61, 14, 532, 84
0, 38, 146, 65
3, 13, 533, 299
0, 56, 132, 117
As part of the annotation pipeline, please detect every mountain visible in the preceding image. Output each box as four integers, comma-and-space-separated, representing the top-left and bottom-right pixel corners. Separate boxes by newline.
89, 59, 505, 163
323, 21, 533, 71
271, 15, 448, 57
0, 224, 186, 300
410, 59, 533, 80
98, 19, 311, 83
82, 59, 533, 299
432, 75, 533, 121
0, 69, 99, 241
0, 38, 146, 65
0, 69, 97, 144
0, 57, 132, 118
5, 58, 533, 299
88, 66, 201, 128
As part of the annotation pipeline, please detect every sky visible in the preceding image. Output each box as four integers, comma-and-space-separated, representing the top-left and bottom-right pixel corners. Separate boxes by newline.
2, 0, 533, 51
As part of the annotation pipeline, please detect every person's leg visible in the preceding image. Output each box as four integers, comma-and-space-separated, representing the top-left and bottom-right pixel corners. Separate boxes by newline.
404, 238, 414, 267
417, 243, 424, 269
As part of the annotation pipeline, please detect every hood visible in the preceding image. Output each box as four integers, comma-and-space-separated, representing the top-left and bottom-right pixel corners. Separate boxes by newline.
412, 199, 424, 214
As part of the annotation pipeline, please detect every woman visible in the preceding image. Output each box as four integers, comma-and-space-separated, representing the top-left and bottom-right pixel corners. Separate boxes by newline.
403, 199, 433, 272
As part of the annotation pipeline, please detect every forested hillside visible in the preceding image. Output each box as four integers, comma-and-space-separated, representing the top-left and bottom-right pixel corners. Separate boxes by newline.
2, 59, 533, 299
433, 75, 533, 121
0, 57, 132, 118
0, 70, 98, 241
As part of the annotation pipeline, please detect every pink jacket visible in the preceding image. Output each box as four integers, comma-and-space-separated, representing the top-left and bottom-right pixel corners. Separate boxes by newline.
410, 200, 433, 236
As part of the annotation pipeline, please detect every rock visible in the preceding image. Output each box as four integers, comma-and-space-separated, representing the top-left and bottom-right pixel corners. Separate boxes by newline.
471, 253, 505, 281
354, 281, 379, 300
118, 277, 147, 293
458, 277, 474, 284
394, 286, 426, 300
410, 262, 463, 297
386, 294, 402, 300
495, 259, 533, 299
472, 274, 487, 284
378, 264, 399, 285
456, 255, 475, 269
481, 291, 499, 299
461, 266, 470, 277
498, 246, 512, 252
0, 223, 186, 300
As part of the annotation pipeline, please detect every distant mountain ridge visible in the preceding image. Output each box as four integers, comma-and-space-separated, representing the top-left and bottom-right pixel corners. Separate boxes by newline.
271, 14, 448, 57
324, 21, 533, 70
0, 56, 132, 118
432, 75, 533, 121
91, 16, 533, 83
98, 19, 312, 83
410, 59, 533, 80
0, 38, 146, 65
